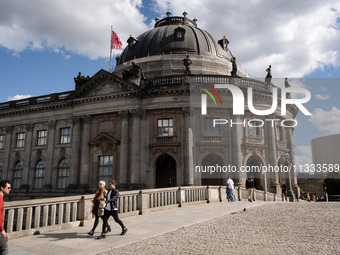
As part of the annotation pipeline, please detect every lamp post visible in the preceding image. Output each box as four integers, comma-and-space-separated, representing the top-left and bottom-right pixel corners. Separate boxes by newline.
283, 152, 294, 201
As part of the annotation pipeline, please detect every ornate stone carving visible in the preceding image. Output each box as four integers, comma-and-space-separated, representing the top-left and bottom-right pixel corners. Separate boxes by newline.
72, 116, 82, 125
182, 107, 191, 116
119, 110, 130, 119
74, 72, 90, 90
47, 121, 56, 129
36, 149, 42, 158
5, 126, 12, 134
131, 108, 144, 118
60, 147, 66, 157
90, 132, 120, 154
182, 55, 192, 75
122, 62, 144, 80
15, 151, 20, 160
25, 123, 33, 131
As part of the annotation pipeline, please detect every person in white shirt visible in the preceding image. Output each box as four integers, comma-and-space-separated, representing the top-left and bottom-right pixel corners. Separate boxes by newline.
226, 176, 237, 201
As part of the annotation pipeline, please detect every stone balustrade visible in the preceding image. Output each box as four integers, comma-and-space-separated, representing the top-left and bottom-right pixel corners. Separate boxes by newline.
4, 186, 278, 239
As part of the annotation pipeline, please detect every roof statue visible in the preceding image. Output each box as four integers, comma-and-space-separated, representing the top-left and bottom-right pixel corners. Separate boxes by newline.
183, 55, 192, 75
74, 72, 90, 89
231, 57, 238, 76
122, 62, 144, 81
265, 65, 272, 83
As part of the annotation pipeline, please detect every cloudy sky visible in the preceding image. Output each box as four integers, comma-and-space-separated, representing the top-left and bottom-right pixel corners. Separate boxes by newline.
1, 0, 340, 166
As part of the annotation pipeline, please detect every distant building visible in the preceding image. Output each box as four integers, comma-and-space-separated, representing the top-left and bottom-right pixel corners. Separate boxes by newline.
0, 13, 299, 200
298, 176, 326, 197
311, 134, 340, 166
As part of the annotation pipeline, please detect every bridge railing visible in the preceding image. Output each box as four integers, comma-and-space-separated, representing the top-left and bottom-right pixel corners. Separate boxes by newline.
5, 186, 277, 239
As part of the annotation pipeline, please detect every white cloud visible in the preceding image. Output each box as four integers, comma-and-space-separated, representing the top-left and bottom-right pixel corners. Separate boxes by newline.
0, 0, 149, 59
7, 95, 32, 101
294, 145, 313, 169
314, 94, 331, 100
0, 0, 340, 78
308, 106, 340, 134
153, 0, 340, 77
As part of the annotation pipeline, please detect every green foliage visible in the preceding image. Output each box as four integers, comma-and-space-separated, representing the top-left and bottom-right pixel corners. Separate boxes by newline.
324, 171, 340, 195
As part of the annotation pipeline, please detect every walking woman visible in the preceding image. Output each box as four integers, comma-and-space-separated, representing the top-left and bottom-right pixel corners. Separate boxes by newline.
87, 180, 111, 236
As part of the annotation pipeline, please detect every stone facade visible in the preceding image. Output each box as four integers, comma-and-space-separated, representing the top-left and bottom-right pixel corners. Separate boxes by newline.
0, 14, 299, 200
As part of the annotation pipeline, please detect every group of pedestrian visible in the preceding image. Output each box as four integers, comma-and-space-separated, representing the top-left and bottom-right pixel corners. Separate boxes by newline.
226, 176, 255, 202
88, 179, 127, 239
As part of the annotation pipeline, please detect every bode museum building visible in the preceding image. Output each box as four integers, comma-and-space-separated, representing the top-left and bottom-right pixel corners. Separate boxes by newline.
0, 13, 299, 200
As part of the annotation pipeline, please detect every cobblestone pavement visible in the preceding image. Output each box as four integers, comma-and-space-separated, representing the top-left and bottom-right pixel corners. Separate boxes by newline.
99, 202, 340, 255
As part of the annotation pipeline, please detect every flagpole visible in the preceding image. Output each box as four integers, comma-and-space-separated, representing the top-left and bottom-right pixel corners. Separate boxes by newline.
109, 25, 113, 73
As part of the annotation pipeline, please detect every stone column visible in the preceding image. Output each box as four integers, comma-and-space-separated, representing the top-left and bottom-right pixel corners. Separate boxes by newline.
3, 126, 13, 180
22, 124, 33, 190
119, 111, 129, 186
129, 109, 141, 185
80, 115, 92, 188
266, 117, 280, 194
69, 116, 81, 187
287, 127, 300, 199
139, 110, 148, 186
231, 116, 246, 187
46, 121, 56, 189
183, 108, 194, 185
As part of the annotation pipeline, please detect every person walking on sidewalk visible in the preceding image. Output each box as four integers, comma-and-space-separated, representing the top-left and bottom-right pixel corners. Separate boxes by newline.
97, 180, 127, 239
87, 180, 111, 236
245, 176, 254, 202
0, 180, 11, 255
226, 176, 237, 201
281, 181, 288, 201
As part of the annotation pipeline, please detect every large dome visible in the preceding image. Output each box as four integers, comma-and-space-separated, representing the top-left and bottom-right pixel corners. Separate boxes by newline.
114, 14, 247, 78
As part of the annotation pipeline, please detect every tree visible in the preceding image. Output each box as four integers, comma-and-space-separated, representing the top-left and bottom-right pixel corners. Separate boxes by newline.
323, 171, 340, 195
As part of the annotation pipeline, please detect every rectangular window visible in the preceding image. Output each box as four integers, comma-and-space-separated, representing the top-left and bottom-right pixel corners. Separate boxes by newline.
276, 126, 283, 141
98, 156, 113, 187
60, 128, 71, 144
0, 134, 4, 149
203, 118, 220, 136
37, 130, 47, 146
16, 132, 25, 148
157, 118, 173, 137
247, 121, 261, 138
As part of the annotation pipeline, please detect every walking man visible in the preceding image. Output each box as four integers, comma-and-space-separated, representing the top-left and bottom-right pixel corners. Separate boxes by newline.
97, 180, 127, 239
0, 180, 11, 254
226, 176, 237, 201
245, 176, 254, 202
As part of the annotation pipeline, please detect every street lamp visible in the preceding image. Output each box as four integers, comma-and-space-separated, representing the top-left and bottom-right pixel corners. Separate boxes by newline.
283, 152, 294, 201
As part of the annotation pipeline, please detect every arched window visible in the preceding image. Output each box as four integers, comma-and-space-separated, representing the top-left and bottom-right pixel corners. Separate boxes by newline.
34, 160, 45, 189
13, 161, 23, 189
57, 158, 69, 189
98, 156, 113, 188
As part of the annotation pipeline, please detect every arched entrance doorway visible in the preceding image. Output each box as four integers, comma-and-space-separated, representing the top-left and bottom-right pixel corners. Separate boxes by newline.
156, 154, 176, 188
201, 154, 225, 186
246, 156, 265, 190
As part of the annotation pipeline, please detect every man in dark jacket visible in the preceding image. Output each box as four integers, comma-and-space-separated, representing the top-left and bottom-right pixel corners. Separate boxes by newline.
97, 180, 127, 239
245, 176, 254, 202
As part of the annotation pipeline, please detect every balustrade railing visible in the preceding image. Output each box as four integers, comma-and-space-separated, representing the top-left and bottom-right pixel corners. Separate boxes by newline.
4, 186, 277, 239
